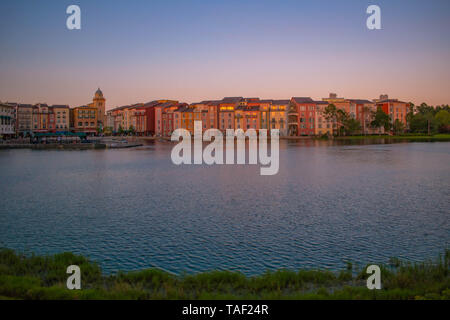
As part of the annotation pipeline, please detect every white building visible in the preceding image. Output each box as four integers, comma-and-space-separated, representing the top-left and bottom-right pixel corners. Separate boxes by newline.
0, 103, 15, 137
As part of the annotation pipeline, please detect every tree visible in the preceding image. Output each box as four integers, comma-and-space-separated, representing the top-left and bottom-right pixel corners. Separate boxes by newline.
118, 125, 124, 135
129, 125, 135, 135
344, 118, 361, 135
435, 110, 450, 133
392, 119, 405, 135
371, 107, 391, 133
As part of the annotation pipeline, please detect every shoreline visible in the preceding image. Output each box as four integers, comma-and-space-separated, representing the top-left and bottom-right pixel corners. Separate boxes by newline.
1, 134, 449, 150
0, 248, 448, 300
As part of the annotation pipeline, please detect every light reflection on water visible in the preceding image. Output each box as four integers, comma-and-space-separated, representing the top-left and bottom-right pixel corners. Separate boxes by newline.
0, 140, 449, 275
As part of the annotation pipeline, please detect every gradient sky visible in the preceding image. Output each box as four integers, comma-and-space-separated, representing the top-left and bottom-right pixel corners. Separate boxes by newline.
1, 0, 449, 109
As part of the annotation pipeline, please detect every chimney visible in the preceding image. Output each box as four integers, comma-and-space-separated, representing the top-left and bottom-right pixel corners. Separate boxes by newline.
329, 93, 337, 99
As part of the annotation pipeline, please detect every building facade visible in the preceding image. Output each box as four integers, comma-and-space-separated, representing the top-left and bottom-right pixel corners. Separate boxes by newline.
87, 88, 106, 128
291, 97, 316, 136
0, 103, 15, 137
71, 106, 98, 134
52, 105, 70, 131
15, 104, 33, 136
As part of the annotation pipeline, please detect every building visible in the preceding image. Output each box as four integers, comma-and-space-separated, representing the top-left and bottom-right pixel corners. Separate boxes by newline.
259, 99, 273, 131
106, 110, 115, 131
270, 100, 289, 135
52, 105, 70, 131
133, 100, 162, 136
70, 105, 98, 135
374, 95, 410, 128
291, 97, 316, 136
32, 104, 55, 133
15, 104, 33, 136
154, 101, 179, 136
348, 99, 378, 134
219, 97, 242, 132
87, 88, 106, 128
314, 101, 333, 136
0, 103, 15, 137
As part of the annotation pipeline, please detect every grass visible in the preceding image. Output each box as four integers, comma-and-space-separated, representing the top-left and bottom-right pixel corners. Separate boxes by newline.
0, 248, 448, 300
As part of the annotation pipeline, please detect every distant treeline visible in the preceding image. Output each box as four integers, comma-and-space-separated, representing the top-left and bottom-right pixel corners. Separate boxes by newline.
407, 103, 450, 134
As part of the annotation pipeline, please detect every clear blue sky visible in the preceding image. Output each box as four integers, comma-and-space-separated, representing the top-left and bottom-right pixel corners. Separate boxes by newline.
1, 0, 449, 108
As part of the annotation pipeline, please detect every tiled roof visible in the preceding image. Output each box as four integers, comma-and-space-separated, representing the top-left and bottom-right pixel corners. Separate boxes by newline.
376, 99, 408, 104
51, 105, 70, 108
222, 97, 243, 103
272, 100, 290, 105
314, 101, 329, 105
348, 99, 373, 104
292, 97, 314, 104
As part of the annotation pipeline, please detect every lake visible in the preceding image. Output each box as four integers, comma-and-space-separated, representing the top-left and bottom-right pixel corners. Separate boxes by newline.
0, 140, 449, 275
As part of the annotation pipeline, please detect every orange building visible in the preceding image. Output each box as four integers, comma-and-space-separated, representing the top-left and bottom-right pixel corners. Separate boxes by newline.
219, 97, 242, 132
71, 105, 98, 134
375, 97, 410, 129
52, 105, 70, 131
348, 99, 378, 134
32, 104, 56, 133
291, 97, 316, 136
314, 101, 333, 136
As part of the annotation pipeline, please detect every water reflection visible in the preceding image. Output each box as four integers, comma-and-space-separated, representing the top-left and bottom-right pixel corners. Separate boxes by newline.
0, 141, 449, 275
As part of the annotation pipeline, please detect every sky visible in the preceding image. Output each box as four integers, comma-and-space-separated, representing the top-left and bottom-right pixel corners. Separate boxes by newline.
0, 0, 449, 110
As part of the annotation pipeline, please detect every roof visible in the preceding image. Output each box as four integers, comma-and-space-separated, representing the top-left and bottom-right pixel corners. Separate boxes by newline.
376, 99, 408, 104
314, 101, 329, 105
51, 105, 70, 108
348, 99, 373, 104
272, 100, 290, 105
222, 97, 243, 103
292, 97, 314, 104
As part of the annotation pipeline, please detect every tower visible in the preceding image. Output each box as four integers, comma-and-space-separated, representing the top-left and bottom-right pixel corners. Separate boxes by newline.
93, 88, 106, 127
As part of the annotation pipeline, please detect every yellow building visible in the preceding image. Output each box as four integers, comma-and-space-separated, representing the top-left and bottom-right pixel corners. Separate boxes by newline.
270, 100, 289, 135
52, 105, 70, 131
314, 101, 333, 136
87, 88, 106, 128
71, 105, 98, 134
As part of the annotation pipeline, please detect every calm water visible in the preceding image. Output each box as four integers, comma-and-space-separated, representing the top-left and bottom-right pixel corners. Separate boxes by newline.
0, 140, 449, 275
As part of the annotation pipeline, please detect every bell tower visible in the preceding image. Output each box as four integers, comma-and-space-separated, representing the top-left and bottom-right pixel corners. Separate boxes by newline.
93, 88, 106, 127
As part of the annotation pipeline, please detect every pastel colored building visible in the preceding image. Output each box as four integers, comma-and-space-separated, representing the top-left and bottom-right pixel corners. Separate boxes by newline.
52, 105, 70, 131
70, 105, 98, 134
241, 106, 260, 130
15, 104, 33, 136
348, 99, 379, 134
87, 88, 106, 128
314, 101, 333, 136
155, 101, 179, 136
375, 96, 410, 129
219, 97, 242, 132
270, 100, 290, 135
291, 97, 316, 136
32, 104, 56, 133
0, 103, 15, 137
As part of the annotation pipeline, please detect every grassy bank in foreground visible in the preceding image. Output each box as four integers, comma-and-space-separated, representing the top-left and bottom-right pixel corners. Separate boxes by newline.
0, 249, 448, 300
333, 134, 450, 141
